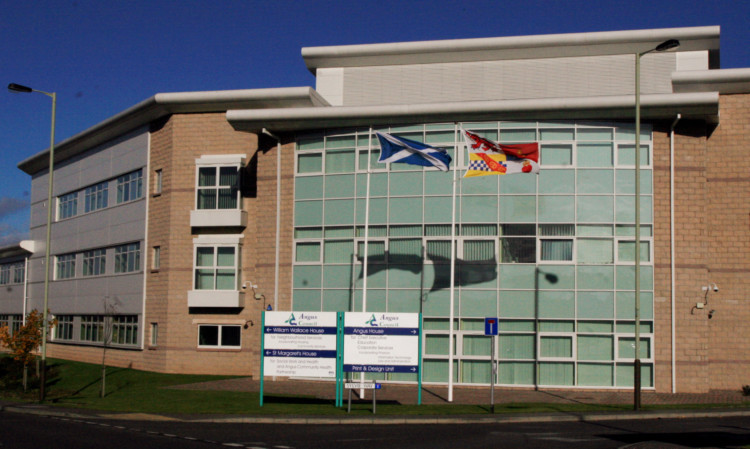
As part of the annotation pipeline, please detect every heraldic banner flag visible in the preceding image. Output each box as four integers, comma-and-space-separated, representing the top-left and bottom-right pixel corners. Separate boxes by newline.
462, 129, 540, 177
376, 131, 452, 171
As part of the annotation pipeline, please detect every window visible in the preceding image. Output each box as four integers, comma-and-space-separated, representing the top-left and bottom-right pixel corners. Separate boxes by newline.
84, 181, 109, 213
150, 323, 158, 346
154, 169, 163, 195
196, 166, 240, 210
111, 315, 138, 345
198, 324, 241, 348
115, 242, 141, 273
82, 249, 106, 276
194, 246, 238, 290
58, 192, 78, 219
12, 262, 24, 284
0, 265, 9, 285
55, 315, 74, 341
56, 254, 76, 279
152, 246, 161, 270
80, 315, 104, 342
117, 169, 143, 203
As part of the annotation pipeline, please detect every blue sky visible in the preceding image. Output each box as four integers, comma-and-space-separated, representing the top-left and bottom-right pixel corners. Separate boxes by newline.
2, 0, 749, 246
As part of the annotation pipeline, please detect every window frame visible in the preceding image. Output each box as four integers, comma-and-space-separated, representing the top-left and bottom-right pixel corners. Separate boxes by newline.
192, 237, 241, 291
117, 169, 144, 204
56, 253, 76, 279
197, 324, 242, 349
84, 181, 109, 213
58, 192, 78, 220
82, 248, 107, 277
194, 155, 244, 211
114, 242, 141, 274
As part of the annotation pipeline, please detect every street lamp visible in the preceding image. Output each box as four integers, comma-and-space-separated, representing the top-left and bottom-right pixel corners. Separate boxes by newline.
8, 82, 56, 402
633, 38, 679, 411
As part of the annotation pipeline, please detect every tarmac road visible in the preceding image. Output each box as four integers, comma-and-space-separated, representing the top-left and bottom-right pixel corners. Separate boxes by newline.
2, 407, 750, 449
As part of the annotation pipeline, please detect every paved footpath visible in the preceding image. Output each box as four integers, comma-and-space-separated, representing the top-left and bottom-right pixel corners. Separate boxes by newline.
171, 377, 749, 407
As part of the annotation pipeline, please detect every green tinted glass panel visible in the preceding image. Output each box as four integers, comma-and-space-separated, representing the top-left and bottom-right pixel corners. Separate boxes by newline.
323, 265, 353, 288
539, 362, 574, 385
577, 265, 614, 289
498, 265, 536, 289
577, 128, 613, 141
295, 201, 323, 226
615, 196, 652, 223
616, 265, 653, 290
500, 174, 537, 193
577, 143, 614, 167
541, 145, 572, 166
617, 144, 650, 166
462, 174, 498, 194
389, 197, 423, 223
577, 238, 613, 264
498, 290, 534, 318
540, 129, 574, 141
500, 129, 535, 142
498, 362, 534, 385
499, 320, 534, 331
616, 169, 652, 194
298, 153, 322, 173
388, 265, 421, 288
616, 363, 653, 387
424, 171, 454, 195
387, 289, 421, 313
539, 321, 574, 332
577, 169, 614, 193
462, 195, 498, 222
295, 177, 324, 200
578, 363, 614, 386
422, 289, 453, 316
578, 335, 614, 360
499, 195, 536, 222
578, 291, 615, 319
616, 292, 653, 320
539, 169, 574, 193
324, 175, 355, 198
293, 265, 321, 288
355, 198, 387, 224
578, 225, 613, 236
297, 137, 324, 150
390, 172, 423, 196
578, 321, 614, 333
499, 334, 534, 359
322, 289, 350, 311
460, 290, 497, 317
461, 360, 492, 384
326, 135, 356, 148
295, 242, 321, 262
541, 336, 572, 358
293, 289, 321, 311
538, 196, 574, 222
425, 335, 450, 355
423, 196, 453, 223
617, 337, 651, 359
577, 196, 614, 223
617, 241, 650, 262
463, 335, 491, 356
538, 291, 575, 318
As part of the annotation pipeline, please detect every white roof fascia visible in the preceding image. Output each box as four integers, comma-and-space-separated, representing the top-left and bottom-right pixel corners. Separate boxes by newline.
303, 26, 720, 72
18, 87, 329, 175
227, 92, 719, 134
673, 68, 750, 94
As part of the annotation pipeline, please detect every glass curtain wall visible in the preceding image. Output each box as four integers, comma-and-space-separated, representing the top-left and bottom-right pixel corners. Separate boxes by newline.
292, 121, 654, 388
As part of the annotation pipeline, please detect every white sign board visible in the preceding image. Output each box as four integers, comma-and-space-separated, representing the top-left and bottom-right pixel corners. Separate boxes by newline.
343, 312, 419, 374
263, 311, 338, 378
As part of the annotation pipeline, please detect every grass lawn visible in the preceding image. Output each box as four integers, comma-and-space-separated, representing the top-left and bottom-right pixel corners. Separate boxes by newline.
1, 356, 748, 416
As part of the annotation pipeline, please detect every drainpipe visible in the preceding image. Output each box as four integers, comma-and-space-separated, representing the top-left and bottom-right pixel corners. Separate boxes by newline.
22, 256, 29, 325
262, 129, 281, 313
670, 114, 681, 394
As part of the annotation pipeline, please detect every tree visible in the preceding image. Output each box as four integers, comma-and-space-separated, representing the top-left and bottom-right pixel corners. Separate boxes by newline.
0, 310, 56, 392
100, 297, 120, 398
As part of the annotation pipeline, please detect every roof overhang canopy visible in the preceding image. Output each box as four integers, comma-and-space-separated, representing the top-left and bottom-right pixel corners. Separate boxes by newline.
18, 88, 329, 175
227, 92, 719, 134
303, 26, 721, 72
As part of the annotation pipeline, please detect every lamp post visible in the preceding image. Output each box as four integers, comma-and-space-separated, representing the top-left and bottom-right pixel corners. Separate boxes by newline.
633, 39, 679, 411
8, 83, 56, 402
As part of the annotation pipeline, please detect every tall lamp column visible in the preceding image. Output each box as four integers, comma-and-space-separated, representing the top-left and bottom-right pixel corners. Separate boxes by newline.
633, 38, 679, 411
8, 83, 56, 402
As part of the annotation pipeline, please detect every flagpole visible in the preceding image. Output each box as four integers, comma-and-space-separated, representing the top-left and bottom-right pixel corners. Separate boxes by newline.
360, 126, 373, 397
448, 124, 459, 402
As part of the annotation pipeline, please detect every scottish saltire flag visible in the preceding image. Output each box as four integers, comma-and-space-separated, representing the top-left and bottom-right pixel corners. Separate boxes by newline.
376, 132, 452, 171
462, 129, 540, 177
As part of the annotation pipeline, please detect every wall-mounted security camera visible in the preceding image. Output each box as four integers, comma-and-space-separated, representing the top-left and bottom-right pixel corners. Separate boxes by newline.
708, 310, 715, 319
712, 283, 719, 293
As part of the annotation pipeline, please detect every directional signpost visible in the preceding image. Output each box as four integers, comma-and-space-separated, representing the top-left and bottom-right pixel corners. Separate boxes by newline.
485, 317, 498, 413
260, 311, 338, 406
343, 312, 422, 405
